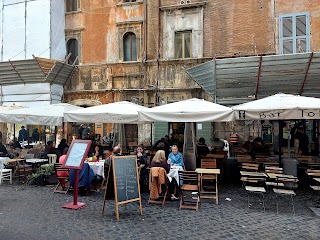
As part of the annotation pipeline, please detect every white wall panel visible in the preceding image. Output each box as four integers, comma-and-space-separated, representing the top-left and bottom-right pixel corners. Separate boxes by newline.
2, 94, 51, 102
2, 2, 25, 60
51, 84, 64, 96
50, 0, 66, 60
2, 83, 51, 95
26, 0, 51, 58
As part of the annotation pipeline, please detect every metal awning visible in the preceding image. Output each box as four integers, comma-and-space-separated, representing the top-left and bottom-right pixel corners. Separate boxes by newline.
186, 52, 320, 105
0, 57, 76, 86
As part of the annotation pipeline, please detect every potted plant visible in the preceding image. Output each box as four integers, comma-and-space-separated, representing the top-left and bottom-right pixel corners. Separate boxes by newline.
27, 164, 55, 186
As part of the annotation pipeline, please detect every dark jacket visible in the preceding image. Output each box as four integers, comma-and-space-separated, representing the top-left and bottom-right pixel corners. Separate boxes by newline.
18, 128, 28, 142
150, 161, 170, 174
32, 130, 39, 142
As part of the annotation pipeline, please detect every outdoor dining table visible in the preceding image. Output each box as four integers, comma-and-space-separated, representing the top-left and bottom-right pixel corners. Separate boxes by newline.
240, 171, 267, 177
195, 168, 220, 205
167, 165, 183, 185
87, 161, 105, 178
26, 158, 48, 164
266, 173, 296, 179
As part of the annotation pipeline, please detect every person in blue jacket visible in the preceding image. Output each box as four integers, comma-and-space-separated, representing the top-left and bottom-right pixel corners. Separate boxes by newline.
168, 145, 184, 167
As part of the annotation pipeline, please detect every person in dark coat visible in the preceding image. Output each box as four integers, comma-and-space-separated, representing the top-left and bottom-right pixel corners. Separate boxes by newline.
0, 141, 8, 157
18, 126, 28, 142
58, 139, 68, 155
31, 128, 40, 142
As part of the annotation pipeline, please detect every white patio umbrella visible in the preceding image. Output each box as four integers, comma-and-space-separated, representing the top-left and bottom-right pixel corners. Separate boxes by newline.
138, 98, 235, 122
64, 101, 149, 124
0, 103, 83, 126
232, 93, 320, 120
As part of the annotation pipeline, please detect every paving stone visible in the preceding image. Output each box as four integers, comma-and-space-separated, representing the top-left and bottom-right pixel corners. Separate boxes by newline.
1, 181, 320, 239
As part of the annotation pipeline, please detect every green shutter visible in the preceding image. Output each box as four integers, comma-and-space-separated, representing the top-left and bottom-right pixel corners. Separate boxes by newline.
154, 122, 168, 143
196, 122, 212, 143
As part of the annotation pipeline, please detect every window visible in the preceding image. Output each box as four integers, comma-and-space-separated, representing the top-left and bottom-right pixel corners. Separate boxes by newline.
175, 31, 192, 59
123, 32, 137, 61
66, 0, 78, 12
123, 0, 137, 2
66, 39, 79, 64
279, 13, 310, 54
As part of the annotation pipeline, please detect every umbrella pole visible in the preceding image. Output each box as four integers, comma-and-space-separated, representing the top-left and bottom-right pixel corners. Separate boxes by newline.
13, 124, 16, 139
278, 120, 283, 166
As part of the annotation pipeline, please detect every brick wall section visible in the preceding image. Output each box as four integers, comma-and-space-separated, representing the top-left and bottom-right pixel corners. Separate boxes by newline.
153, 0, 275, 58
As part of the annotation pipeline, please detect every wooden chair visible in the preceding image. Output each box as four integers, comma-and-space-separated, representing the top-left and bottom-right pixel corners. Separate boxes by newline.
199, 159, 219, 204
148, 167, 169, 206
240, 163, 259, 172
17, 159, 33, 183
53, 163, 70, 194
178, 171, 200, 211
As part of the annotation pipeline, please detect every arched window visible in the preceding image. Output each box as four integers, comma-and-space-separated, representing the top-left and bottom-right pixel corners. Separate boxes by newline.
123, 32, 137, 61
66, 38, 79, 65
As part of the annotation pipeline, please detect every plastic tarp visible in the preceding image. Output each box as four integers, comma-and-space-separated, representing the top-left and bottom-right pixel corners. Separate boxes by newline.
0, 83, 64, 107
232, 93, 320, 120
0, 0, 66, 61
64, 101, 149, 124
0, 103, 82, 125
138, 98, 235, 122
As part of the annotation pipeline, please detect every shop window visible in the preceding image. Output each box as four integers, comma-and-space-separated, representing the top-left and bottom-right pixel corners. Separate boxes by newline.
66, 38, 79, 65
123, 32, 137, 61
66, 0, 78, 12
279, 13, 310, 54
175, 30, 192, 59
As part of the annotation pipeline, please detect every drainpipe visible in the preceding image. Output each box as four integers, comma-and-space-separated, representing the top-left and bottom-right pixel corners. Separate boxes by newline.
155, 0, 161, 106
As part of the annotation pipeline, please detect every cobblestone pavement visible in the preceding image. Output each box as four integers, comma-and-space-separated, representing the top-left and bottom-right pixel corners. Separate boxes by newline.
0, 180, 319, 240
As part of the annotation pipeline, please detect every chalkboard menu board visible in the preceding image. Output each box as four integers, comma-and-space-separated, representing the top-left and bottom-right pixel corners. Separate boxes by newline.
112, 156, 139, 202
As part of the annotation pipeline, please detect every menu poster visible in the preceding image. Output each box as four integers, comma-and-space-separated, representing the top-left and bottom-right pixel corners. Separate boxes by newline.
63, 140, 92, 170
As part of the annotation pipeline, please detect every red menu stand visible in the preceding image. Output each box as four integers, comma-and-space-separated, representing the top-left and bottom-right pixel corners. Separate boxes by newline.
62, 140, 92, 210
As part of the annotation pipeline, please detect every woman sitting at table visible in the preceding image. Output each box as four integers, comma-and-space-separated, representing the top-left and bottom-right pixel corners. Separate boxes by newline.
135, 144, 149, 190
92, 145, 104, 159
168, 145, 184, 167
150, 150, 178, 200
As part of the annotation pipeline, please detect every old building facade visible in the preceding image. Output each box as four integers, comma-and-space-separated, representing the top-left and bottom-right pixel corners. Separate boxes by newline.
64, 0, 320, 146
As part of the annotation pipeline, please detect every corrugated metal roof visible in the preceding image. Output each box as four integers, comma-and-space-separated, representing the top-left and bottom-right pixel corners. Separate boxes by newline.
185, 52, 320, 105
0, 58, 76, 86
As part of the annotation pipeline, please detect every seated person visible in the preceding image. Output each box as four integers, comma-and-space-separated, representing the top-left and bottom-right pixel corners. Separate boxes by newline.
135, 144, 148, 189
57, 148, 69, 188
105, 145, 122, 166
196, 137, 209, 167
57, 139, 68, 156
150, 150, 178, 200
212, 137, 225, 153
69, 162, 94, 196
168, 145, 184, 167
241, 135, 253, 153
45, 141, 55, 154
249, 137, 269, 159
92, 145, 104, 159
0, 141, 8, 157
